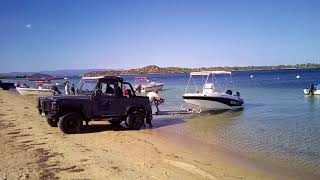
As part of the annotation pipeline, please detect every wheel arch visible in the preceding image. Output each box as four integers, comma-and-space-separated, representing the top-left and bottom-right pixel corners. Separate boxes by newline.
125, 106, 146, 116
59, 105, 87, 119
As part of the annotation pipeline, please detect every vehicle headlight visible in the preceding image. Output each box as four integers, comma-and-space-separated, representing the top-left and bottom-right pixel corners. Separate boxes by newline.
51, 101, 59, 110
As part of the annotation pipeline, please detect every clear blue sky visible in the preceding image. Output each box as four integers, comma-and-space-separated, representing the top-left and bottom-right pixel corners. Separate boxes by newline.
0, 0, 319, 72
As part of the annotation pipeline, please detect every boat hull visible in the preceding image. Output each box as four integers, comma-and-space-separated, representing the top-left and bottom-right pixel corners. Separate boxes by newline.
182, 94, 244, 110
304, 89, 320, 95
136, 83, 165, 92
16, 87, 55, 97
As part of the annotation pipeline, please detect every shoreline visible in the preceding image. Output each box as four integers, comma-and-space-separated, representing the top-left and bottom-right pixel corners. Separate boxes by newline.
1, 90, 319, 179
149, 115, 320, 179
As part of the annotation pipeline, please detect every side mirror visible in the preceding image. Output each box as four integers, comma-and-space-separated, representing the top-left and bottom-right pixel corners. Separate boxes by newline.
95, 89, 102, 96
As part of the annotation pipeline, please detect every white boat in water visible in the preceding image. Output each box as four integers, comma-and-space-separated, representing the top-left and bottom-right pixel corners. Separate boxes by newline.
182, 71, 244, 111
304, 84, 320, 95
16, 76, 66, 96
28, 77, 66, 89
134, 77, 165, 92
16, 87, 56, 96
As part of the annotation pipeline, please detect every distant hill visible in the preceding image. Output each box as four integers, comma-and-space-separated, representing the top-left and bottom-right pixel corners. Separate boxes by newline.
2, 63, 320, 78
28, 73, 52, 78
84, 63, 320, 77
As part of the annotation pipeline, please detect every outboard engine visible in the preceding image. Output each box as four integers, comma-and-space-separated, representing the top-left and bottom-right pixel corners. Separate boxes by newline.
236, 92, 240, 97
226, 90, 232, 95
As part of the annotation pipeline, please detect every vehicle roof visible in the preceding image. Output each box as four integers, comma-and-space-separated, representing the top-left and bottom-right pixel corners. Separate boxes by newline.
190, 71, 231, 76
82, 76, 124, 81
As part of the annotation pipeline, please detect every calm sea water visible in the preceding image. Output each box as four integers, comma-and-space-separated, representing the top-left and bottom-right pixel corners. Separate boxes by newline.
125, 69, 320, 175
5, 68, 320, 174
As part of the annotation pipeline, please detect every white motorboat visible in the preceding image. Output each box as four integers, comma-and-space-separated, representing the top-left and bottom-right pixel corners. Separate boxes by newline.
42, 82, 65, 89
182, 71, 244, 111
28, 77, 66, 89
134, 77, 165, 92
16, 76, 66, 96
16, 87, 56, 96
304, 84, 320, 95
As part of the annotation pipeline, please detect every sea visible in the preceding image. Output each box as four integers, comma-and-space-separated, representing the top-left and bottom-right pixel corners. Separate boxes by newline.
4, 68, 320, 175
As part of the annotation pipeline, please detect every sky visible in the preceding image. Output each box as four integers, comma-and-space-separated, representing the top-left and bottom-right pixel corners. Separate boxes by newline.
0, 0, 319, 72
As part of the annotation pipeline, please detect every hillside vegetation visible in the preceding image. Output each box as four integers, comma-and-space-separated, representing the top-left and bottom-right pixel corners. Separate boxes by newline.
84, 64, 320, 77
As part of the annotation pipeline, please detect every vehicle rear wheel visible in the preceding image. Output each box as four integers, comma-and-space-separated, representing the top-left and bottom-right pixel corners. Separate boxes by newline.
58, 112, 82, 134
47, 118, 58, 127
125, 110, 145, 130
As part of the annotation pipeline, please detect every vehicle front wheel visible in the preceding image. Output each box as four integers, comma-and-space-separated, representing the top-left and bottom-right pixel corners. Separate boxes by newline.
125, 110, 145, 130
58, 112, 82, 134
47, 118, 58, 127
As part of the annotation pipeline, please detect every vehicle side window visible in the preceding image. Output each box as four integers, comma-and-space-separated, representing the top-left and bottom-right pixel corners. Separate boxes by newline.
100, 82, 115, 96
122, 83, 134, 97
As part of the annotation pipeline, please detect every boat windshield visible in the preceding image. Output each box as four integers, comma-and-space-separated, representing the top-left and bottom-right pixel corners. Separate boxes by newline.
77, 79, 98, 95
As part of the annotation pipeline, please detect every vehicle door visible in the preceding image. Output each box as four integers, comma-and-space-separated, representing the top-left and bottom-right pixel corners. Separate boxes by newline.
92, 81, 116, 117
106, 82, 129, 116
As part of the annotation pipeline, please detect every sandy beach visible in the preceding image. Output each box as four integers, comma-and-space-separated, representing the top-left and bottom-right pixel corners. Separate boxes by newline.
0, 89, 318, 180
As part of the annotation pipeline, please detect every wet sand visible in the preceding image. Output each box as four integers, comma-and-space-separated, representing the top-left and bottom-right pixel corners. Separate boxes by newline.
0, 90, 318, 179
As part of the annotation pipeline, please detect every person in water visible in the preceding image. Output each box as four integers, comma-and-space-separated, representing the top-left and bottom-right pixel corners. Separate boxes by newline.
65, 81, 70, 95
309, 83, 315, 94
135, 84, 142, 92
71, 84, 75, 95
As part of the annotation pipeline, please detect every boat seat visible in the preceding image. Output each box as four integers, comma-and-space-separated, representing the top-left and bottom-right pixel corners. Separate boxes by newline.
203, 83, 214, 94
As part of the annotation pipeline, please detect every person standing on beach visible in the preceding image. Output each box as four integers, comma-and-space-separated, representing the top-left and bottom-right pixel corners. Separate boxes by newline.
65, 81, 70, 95
15, 81, 21, 87
51, 85, 61, 95
147, 89, 163, 115
71, 84, 75, 95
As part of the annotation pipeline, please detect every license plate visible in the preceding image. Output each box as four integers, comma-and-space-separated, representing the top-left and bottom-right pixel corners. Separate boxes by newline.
41, 112, 45, 117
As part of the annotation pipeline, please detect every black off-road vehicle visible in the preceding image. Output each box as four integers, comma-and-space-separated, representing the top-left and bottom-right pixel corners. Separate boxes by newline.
0, 80, 15, 90
38, 76, 152, 134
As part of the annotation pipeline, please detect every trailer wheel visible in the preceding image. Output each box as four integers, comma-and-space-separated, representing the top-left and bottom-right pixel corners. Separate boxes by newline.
58, 112, 82, 134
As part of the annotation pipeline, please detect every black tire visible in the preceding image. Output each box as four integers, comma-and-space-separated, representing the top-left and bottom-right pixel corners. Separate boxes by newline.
47, 118, 58, 127
58, 112, 82, 134
125, 110, 145, 130
2, 87, 9, 90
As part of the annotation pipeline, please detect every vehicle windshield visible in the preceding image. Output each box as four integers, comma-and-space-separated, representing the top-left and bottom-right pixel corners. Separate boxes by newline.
77, 79, 98, 95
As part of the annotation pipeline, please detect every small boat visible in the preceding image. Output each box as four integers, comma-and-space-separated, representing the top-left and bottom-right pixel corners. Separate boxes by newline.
182, 71, 244, 111
304, 84, 320, 95
134, 77, 165, 92
28, 77, 65, 89
16, 87, 56, 96
16, 77, 65, 96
